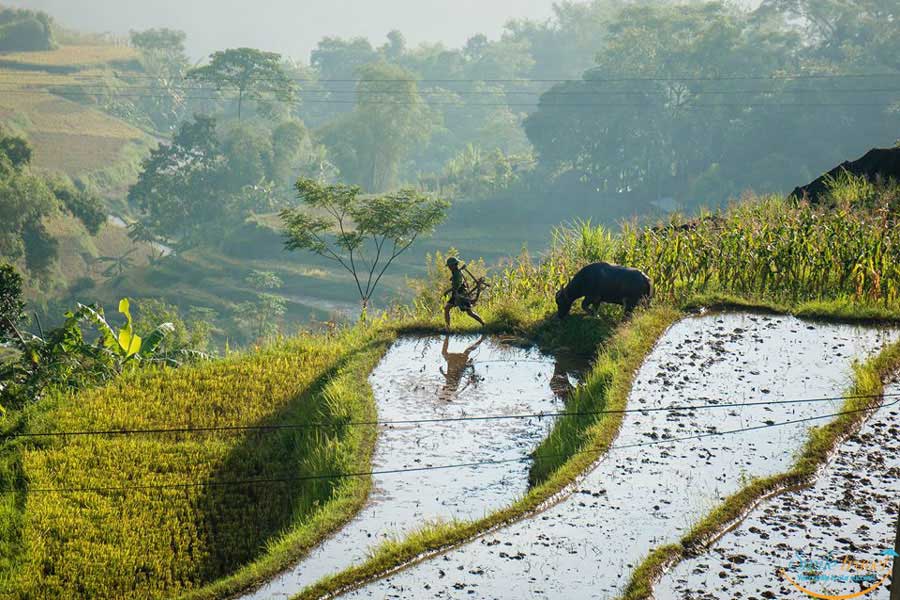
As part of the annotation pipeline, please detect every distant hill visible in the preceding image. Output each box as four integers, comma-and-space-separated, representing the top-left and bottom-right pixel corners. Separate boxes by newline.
0, 41, 152, 203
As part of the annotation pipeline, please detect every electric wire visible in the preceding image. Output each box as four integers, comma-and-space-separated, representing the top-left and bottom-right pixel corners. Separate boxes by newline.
20, 397, 898, 495
5, 391, 896, 441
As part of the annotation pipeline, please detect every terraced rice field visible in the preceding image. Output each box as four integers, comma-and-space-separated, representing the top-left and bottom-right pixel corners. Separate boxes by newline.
334, 313, 896, 599
656, 384, 900, 600
240, 335, 586, 599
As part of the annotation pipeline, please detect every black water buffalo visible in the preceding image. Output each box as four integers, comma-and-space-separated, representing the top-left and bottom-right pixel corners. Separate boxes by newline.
556, 262, 652, 318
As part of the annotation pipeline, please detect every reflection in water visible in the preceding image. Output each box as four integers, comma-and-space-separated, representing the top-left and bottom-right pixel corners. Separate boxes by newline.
439, 334, 485, 401
237, 334, 590, 600
347, 314, 897, 600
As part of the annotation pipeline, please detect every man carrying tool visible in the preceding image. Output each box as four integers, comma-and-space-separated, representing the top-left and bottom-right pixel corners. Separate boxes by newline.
443, 256, 485, 330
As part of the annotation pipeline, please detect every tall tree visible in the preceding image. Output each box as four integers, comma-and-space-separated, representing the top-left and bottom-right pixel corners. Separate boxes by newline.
281, 178, 449, 312
188, 48, 297, 120
128, 116, 228, 245
321, 61, 435, 191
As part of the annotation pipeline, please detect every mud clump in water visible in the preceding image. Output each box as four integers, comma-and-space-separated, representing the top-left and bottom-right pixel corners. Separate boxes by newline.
343, 314, 896, 599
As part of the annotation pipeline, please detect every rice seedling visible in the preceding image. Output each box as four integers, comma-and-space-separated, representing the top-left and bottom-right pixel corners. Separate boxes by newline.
1, 325, 392, 600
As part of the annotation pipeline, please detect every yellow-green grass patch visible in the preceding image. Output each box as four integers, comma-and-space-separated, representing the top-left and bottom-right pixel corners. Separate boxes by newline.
3, 326, 393, 600
0, 45, 137, 68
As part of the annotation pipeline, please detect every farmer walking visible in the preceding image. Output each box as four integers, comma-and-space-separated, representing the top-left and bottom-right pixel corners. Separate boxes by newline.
443, 256, 485, 330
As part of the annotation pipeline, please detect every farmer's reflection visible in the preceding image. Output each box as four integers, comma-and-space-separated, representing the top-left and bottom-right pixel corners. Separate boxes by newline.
439, 334, 485, 401
549, 359, 575, 401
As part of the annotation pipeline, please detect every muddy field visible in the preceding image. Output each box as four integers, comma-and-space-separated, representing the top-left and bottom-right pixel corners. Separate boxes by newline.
341, 313, 896, 599
240, 335, 585, 599
656, 383, 900, 600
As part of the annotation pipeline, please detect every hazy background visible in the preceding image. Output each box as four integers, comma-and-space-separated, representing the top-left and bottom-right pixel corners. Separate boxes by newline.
9, 0, 561, 61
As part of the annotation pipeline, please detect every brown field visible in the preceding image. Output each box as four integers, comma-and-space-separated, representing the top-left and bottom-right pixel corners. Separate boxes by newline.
0, 68, 147, 177
0, 45, 137, 67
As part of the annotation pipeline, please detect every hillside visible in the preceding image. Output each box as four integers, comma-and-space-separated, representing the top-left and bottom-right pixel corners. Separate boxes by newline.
0, 43, 152, 201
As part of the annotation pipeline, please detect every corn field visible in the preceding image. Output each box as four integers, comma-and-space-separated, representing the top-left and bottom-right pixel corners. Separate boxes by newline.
490, 179, 900, 310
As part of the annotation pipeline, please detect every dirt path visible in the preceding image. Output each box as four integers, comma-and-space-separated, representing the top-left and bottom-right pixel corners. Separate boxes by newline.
341, 314, 895, 599
239, 335, 584, 599
656, 383, 900, 600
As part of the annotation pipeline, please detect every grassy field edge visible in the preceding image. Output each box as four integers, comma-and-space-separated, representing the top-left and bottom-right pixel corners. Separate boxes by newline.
291, 306, 680, 600
176, 330, 396, 600
619, 321, 900, 600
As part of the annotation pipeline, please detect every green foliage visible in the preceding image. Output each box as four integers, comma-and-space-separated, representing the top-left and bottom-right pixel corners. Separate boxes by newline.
132, 298, 212, 355
128, 115, 228, 245
124, 28, 190, 131
0, 132, 32, 170
521, 0, 900, 211
320, 61, 435, 191
420, 144, 535, 200
0, 264, 25, 345
4, 325, 390, 600
188, 47, 297, 120
233, 270, 287, 342
45, 176, 106, 236
281, 178, 449, 310
0, 297, 177, 413
0, 152, 59, 276
0, 8, 54, 52
0, 128, 107, 280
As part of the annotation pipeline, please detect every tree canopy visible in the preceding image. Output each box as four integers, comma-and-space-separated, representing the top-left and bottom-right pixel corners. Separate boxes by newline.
281, 178, 449, 311
188, 48, 298, 120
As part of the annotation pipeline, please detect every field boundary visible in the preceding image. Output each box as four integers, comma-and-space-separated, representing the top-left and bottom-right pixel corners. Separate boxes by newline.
291, 306, 680, 600
169, 332, 395, 600
620, 318, 900, 600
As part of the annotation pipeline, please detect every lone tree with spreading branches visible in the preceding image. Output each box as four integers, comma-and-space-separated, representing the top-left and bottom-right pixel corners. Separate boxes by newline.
281, 178, 449, 314
188, 47, 297, 120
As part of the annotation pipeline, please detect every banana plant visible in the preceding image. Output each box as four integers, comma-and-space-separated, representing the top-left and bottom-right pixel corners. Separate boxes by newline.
76, 298, 174, 360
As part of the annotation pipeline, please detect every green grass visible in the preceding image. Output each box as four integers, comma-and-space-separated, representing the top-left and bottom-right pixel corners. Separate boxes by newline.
620, 333, 900, 600
8, 177, 900, 600
294, 305, 679, 600
0, 326, 394, 600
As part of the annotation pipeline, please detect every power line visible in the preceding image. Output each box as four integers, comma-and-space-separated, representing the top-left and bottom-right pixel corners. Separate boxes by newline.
5, 391, 894, 441
94, 71, 900, 84
0, 88, 895, 109
21, 397, 897, 495
4, 81, 900, 96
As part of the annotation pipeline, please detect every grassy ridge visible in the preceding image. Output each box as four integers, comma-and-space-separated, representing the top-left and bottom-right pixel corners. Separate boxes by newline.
620, 333, 900, 600
1, 327, 393, 600
295, 306, 679, 599
289, 182, 900, 598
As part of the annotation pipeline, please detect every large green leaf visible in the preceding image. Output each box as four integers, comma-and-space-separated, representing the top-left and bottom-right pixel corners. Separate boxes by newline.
139, 322, 175, 357
74, 304, 117, 350
116, 298, 142, 358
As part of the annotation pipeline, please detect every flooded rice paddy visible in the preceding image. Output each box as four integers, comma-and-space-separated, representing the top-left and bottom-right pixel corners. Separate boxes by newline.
342, 313, 896, 599
656, 382, 900, 600
240, 334, 586, 599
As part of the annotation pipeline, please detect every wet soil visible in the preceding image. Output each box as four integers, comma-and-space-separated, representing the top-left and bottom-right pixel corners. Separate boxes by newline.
656, 383, 900, 600
341, 314, 895, 599
239, 334, 585, 599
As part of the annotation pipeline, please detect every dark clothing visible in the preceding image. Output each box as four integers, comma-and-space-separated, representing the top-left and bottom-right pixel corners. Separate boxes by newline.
447, 267, 473, 310
557, 262, 652, 317
451, 269, 464, 294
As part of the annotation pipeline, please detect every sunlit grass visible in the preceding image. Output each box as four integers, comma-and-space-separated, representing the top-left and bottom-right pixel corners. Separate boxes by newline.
0, 45, 137, 67
1, 326, 393, 600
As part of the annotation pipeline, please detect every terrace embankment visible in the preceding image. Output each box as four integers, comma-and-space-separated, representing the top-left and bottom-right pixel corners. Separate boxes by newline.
340, 313, 895, 599
240, 334, 587, 599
